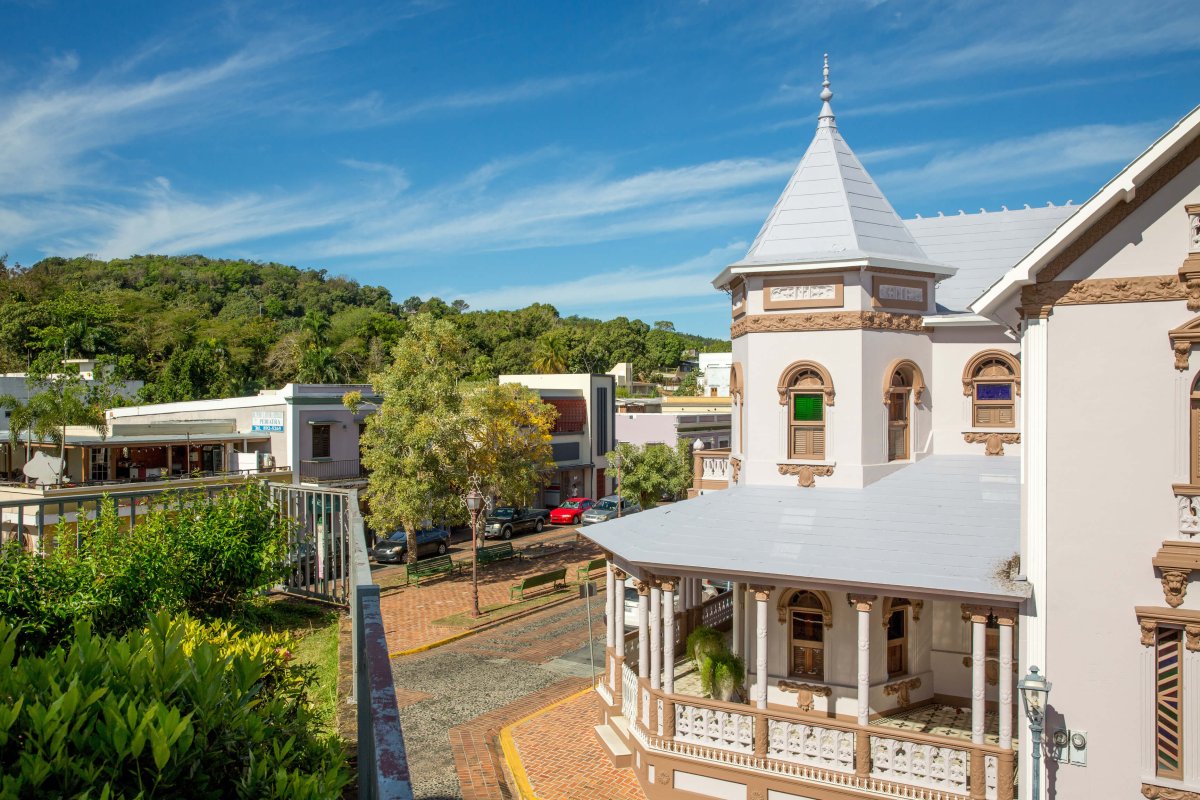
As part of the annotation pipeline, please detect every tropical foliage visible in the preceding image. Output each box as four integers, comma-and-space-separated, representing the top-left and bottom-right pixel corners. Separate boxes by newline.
0, 254, 728, 402
607, 440, 694, 509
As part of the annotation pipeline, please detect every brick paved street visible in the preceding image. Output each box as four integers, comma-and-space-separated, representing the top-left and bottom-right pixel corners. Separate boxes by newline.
509, 691, 646, 800
391, 590, 613, 799
375, 526, 606, 653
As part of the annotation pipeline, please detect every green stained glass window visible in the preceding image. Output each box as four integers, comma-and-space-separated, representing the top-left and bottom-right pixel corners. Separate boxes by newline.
792, 394, 823, 422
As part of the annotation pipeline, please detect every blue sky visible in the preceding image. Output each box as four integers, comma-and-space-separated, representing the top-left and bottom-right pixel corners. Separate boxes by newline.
1, 0, 1198, 337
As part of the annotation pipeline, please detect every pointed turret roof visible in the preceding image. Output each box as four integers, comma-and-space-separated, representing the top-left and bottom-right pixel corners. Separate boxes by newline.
732, 56, 937, 270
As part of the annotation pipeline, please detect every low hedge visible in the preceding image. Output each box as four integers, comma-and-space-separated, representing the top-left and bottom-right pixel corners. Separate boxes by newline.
0, 612, 351, 799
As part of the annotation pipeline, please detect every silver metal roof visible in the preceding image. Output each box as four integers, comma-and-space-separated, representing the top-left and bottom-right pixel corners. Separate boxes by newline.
584, 455, 1025, 602
905, 205, 1078, 312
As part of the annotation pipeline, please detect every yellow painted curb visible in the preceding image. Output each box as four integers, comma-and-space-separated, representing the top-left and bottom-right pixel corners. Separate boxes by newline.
388, 628, 476, 658
499, 687, 594, 800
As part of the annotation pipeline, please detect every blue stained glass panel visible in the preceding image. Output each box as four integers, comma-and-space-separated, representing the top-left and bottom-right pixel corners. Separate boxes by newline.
976, 383, 1013, 401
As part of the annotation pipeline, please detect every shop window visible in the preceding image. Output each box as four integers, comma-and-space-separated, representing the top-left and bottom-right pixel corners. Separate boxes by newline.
963, 350, 1020, 428
786, 591, 826, 679
1157, 626, 1184, 779
89, 448, 109, 482
778, 362, 833, 461
311, 425, 331, 459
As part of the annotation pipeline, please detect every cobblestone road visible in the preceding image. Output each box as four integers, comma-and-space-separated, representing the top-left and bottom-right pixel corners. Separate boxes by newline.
391, 593, 607, 800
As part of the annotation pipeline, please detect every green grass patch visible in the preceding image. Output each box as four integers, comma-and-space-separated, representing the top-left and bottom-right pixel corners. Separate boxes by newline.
432, 587, 573, 628
238, 597, 341, 732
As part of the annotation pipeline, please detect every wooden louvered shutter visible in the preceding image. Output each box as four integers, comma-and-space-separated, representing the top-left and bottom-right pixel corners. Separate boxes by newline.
998, 406, 1014, 426
791, 427, 825, 459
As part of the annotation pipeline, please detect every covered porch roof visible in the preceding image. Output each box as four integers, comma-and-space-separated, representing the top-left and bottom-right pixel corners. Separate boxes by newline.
584, 454, 1026, 603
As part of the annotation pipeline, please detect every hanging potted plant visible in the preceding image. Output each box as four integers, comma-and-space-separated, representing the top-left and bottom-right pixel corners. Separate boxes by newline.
708, 652, 745, 702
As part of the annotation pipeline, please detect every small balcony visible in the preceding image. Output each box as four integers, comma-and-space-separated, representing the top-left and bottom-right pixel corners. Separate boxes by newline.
690, 448, 732, 496
299, 458, 366, 483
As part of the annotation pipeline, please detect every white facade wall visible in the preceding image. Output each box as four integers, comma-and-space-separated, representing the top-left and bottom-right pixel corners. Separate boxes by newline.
929, 325, 1022, 455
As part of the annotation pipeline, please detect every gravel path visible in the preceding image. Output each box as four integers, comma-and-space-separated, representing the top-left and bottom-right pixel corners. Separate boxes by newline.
392, 597, 604, 799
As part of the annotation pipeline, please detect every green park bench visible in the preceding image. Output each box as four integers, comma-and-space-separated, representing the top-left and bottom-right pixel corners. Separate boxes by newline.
477, 542, 518, 567
576, 557, 606, 582
407, 554, 458, 586
510, 567, 567, 601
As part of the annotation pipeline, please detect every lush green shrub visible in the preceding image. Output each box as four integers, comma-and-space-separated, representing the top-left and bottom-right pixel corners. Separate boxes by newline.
702, 651, 746, 701
0, 612, 351, 799
0, 485, 286, 652
686, 625, 724, 670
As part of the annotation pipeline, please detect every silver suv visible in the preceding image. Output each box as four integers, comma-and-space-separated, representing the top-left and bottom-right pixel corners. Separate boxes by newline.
581, 494, 641, 525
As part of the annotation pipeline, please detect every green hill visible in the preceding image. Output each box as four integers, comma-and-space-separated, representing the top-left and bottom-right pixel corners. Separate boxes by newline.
0, 254, 728, 403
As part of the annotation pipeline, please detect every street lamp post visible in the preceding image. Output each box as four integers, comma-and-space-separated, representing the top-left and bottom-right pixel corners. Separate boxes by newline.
464, 479, 486, 619
1018, 665, 1052, 800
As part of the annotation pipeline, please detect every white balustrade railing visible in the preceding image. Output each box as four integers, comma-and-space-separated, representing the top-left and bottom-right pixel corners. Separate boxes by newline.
596, 681, 613, 706
1178, 493, 1200, 536
642, 687, 651, 729
674, 702, 755, 753
767, 719, 855, 773
984, 754, 999, 800
622, 664, 638, 721
701, 592, 733, 629
701, 456, 730, 481
868, 735, 970, 796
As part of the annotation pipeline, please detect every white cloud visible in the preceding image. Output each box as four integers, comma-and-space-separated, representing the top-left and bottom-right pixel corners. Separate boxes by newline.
452, 243, 746, 312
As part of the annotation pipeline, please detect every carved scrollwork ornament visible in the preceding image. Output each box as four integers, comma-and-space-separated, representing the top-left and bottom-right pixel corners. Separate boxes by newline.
1188, 625, 1200, 652
963, 431, 1020, 456
883, 676, 922, 707
1141, 619, 1158, 647
777, 679, 832, 712
1143, 782, 1200, 799
729, 456, 741, 485
778, 463, 834, 487
734, 310, 930, 339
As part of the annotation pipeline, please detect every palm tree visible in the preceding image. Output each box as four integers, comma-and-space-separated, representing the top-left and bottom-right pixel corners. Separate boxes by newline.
532, 333, 568, 374
297, 346, 343, 384
25, 377, 108, 483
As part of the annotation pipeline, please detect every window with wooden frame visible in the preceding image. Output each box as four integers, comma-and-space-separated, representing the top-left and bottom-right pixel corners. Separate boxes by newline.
887, 370, 911, 462
311, 424, 331, 459
886, 599, 910, 677
787, 591, 825, 679
1157, 626, 1185, 779
778, 361, 833, 461
1190, 375, 1200, 484
964, 351, 1019, 428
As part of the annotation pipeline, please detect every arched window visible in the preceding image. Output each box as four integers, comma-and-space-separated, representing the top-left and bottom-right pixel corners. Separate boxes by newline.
963, 350, 1020, 428
778, 361, 834, 460
784, 590, 828, 679
883, 360, 924, 462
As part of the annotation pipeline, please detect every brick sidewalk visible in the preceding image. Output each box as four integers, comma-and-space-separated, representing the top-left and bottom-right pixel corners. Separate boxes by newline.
378, 538, 606, 653
508, 691, 646, 800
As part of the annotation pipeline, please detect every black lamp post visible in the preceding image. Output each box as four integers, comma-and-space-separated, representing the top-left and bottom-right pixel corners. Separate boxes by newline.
465, 481, 485, 618
1018, 665, 1052, 800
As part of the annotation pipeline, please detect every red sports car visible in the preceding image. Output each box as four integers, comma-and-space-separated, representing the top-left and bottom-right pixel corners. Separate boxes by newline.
549, 497, 594, 525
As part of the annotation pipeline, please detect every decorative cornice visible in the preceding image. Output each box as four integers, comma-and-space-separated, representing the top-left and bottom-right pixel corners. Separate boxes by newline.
1143, 782, 1200, 799
1170, 315, 1200, 370
1179, 252, 1200, 311
963, 432, 1021, 456
1038, 134, 1200, 285
732, 310, 930, 339
1136, 606, 1200, 650
778, 463, 835, 487
1021, 275, 1185, 315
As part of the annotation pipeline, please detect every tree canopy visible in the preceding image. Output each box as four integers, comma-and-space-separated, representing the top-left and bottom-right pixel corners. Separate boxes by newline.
0, 254, 728, 401
607, 441, 693, 509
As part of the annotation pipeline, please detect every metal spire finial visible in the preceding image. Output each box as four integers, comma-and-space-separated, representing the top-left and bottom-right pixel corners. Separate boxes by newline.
818, 53, 836, 128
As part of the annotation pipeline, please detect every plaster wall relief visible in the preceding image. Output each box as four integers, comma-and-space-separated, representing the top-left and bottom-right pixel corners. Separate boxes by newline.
962, 432, 1020, 456
882, 676, 922, 707
871, 276, 930, 313
762, 276, 845, 311
1154, 542, 1200, 608
732, 310, 930, 339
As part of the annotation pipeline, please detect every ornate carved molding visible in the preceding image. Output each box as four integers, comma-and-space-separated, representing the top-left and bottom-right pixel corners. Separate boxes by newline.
882, 358, 926, 405
750, 585, 774, 602
1021, 275, 1185, 316
1170, 315, 1200, 371
612, 567, 627, 581
1162, 569, 1191, 609
777, 589, 834, 627
912, 600, 924, 622
1136, 606, 1200, 650
778, 463, 835, 487
1143, 782, 1200, 799
777, 360, 835, 406
729, 456, 741, 485
732, 310, 930, 339
993, 607, 1017, 626
848, 594, 877, 612
777, 679, 832, 712
963, 431, 1021, 456
657, 577, 678, 592
962, 604, 992, 624
1154, 542, 1200, 607
729, 361, 745, 403
1038, 135, 1200, 285
635, 580, 650, 596
883, 676, 922, 708
1179, 250, 1200, 312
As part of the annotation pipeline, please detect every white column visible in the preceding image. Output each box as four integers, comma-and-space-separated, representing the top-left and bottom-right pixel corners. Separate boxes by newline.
971, 609, 987, 745
754, 587, 770, 709
650, 582, 663, 690
606, 562, 616, 650
610, 568, 625, 690
853, 595, 875, 727
663, 579, 676, 694
998, 612, 1014, 749
732, 581, 743, 657
637, 581, 650, 679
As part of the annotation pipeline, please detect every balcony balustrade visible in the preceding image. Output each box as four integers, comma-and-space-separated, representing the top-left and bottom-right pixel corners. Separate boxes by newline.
299, 458, 366, 482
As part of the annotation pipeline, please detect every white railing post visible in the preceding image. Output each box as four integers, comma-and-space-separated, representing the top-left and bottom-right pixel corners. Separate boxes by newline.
998, 610, 1016, 749
851, 595, 876, 727
967, 605, 988, 745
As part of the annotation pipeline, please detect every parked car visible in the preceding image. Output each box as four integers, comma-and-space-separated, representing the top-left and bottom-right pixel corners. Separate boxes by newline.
369, 526, 451, 563
483, 506, 550, 540
615, 578, 681, 630
549, 497, 594, 525
581, 495, 642, 525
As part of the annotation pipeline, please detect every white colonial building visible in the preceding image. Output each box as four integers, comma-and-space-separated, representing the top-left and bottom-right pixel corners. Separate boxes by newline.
583, 59, 1200, 800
